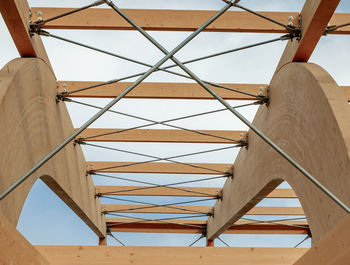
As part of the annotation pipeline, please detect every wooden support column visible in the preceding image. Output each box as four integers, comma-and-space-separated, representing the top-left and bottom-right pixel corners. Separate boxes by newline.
206, 62, 350, 243
276, 0, 341, 71
206, 239, 214, 247
0, 0, 51, 66
98, 238, 107, 246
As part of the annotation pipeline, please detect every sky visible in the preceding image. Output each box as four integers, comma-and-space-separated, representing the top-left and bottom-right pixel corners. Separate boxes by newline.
1, 0, 349, 248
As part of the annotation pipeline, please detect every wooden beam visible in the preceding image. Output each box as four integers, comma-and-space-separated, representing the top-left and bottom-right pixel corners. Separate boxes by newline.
88, 161, 231, 175
60, 82, 350, 101
36, 245, 308, 265
59, 81, 264, 100
102, 204, 304, 215
31, 8, 300, 32
276, 0, 341, 71
96, 186, 297, 198
106, 218, 308, 234
0, 213, 49, 265
0, 0, 51, 65
79, 128, 246, 144
294, 215, 350, 265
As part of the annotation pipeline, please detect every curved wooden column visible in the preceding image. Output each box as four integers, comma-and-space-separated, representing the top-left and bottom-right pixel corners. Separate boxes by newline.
207, 62, 350, 243
0, 58, 105, 237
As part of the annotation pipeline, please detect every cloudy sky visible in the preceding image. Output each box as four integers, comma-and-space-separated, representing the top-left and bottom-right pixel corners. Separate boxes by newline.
1, 0, 349, 247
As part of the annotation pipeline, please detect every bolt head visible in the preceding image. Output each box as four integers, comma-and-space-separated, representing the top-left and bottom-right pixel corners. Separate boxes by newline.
288, 22, 294, 26
37, 11, 42, 16
288, 16, 293, 21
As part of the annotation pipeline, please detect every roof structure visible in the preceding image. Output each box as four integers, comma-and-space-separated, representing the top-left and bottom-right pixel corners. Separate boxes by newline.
0, 0, 350, 264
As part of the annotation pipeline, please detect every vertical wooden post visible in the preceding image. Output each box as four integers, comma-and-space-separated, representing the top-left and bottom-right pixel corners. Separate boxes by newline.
206, 239, 214, 247
99, 237, 107, 246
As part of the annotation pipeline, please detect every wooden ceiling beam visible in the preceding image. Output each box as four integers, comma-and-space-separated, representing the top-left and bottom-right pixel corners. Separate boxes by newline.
102, 204, 304, 215
36, 245, 307, 265
106, 218, 308, 234
59, 81, 264, 100
96, 186, 297, 198
88, 161, 231, 175
31, 8, 300, 32
60, 82, 350, 101
0, 0, 51, 66
276, 0, 341, 71
78, 128, 246, 144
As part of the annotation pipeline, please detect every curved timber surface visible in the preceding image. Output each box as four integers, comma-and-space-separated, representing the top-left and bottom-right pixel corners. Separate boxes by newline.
0, 58, 105, 237
207, 62, 350, 243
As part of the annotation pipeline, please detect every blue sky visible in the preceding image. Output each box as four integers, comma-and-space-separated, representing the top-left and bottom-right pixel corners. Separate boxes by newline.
1, 0, 349, 247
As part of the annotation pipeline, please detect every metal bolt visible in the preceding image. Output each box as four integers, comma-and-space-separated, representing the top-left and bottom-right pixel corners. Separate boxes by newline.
288, 16, 293, 21
288, 22, 294, 26
37, 11, 42, 16
62, 83, 67, 88
37, 17, 43, 21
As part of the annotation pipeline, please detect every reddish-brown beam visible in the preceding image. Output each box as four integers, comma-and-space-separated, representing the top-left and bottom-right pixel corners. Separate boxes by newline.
88, 161, 231, 175
276, 0, 341, 70
60, 82, 350, 101
102, 204, 305, 215
96, 186, 297, 198
106, 218, 308, 234
79, 128, 246, 144
31, 8, 300, 32
0, 0, 51, 65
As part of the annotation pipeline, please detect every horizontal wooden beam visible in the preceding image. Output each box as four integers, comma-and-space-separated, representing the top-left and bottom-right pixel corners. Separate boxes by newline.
88, 161, 231, 175
36, 245, 308, 265
0, 1, 52, 67
79, 128, 246, 144
106, 218, 308, 234
60, 82, 350, 101
96, 186, 297, 198
59, 81, 264, 100
102, 204, 304, 215
32, 8, 300, 33
31, 8, 350, 35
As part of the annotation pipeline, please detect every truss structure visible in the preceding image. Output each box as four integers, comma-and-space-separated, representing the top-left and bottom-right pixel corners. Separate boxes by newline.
0, 0, 350, 264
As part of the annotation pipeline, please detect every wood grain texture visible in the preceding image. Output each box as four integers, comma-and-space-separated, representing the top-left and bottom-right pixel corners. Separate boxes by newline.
36, 245, 307, 265
0, 213, 49, 265
0, 0, 51, 66
80, 128, 245, 143
0, 58, 105, 237
32, 8, 299, 32
276, 0, 341, 71
207, 62, 350, 243
294, 214, 350, 265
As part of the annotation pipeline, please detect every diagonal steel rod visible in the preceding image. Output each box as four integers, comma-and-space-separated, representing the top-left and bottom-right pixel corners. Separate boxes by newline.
0, 1, 233, 200
217, 236, 230, 247
93, 173, 229, 188
85, 142, 236, 174
107, 212, 208, 222
41, 30, 289, 98
32, 0, 105, 27
189, 235, 204, 246
102, 195, 215, 215
294, 234, 310, 248
107, 232, 125, 246
68, 98, 257, 142
108, 0, 350, 214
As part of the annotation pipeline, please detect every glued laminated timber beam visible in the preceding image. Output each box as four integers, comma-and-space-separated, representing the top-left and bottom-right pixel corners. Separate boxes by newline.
59, 82, 350, 101
31, 8, 350, 34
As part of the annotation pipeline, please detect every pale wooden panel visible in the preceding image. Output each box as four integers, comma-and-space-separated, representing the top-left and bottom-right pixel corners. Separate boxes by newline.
79, 128, 246, 143
36, 245, 307, 265
88, 161, 231, 174
0, 213, 49, 265
31, 8, 299, 33
207, 63, 350, 242
102, 204, 304, 215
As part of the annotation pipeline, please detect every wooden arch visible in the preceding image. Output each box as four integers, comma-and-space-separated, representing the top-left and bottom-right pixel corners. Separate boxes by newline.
0, 58, 105, 237
207, 62, 350, 243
